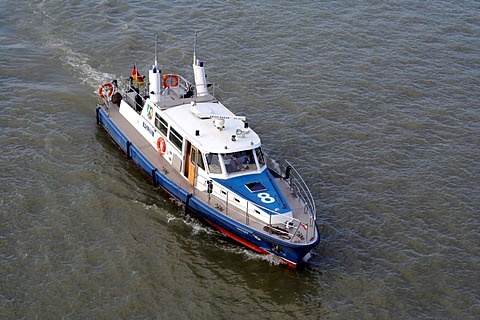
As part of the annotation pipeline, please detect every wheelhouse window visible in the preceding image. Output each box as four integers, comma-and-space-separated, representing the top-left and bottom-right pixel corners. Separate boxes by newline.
206, 153, 221, 174
155, 114, 168, 136
198, 150, 205, 170
169, 127, 183, 151
255, 147, 265, 167
190, 149, 205, 170
223, 149, 256, 174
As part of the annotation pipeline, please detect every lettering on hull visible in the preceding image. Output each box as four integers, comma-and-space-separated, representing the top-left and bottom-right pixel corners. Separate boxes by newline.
143, 121, 154, 137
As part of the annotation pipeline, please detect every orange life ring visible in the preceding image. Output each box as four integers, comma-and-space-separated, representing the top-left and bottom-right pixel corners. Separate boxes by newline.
98, 82, 114, 99
157, 137, 166, 155
163, 74, 179, 88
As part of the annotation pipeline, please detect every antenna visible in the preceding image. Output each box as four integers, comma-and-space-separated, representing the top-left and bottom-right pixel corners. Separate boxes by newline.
154, 34, 158, 67
193, 31, 197, 62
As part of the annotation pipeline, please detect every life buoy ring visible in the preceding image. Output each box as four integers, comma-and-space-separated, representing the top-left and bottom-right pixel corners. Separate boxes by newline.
98, 82, 114, 99
157, 137, 166, 155
163, 74, 179, 88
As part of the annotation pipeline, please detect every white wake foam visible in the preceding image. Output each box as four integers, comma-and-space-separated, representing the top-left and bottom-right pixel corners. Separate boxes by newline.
45, 38, 116, 90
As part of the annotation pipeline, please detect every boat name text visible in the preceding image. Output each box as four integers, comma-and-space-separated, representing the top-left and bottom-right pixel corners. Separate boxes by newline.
143, 121, 155, 137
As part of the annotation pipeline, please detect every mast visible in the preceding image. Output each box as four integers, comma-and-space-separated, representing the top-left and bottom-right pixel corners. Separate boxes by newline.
193, 31, 197, 63
192, 31, 209, 97
149, 34, 162, 102
155, 34, 158, 68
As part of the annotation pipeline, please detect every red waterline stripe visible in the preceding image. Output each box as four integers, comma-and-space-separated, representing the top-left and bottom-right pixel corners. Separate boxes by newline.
210, 222, 270, 255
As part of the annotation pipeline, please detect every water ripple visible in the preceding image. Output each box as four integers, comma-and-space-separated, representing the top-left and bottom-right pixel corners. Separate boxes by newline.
1, 0, 479, 319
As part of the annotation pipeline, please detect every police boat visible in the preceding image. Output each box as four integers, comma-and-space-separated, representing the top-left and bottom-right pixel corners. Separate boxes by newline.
95, 34, 320, 267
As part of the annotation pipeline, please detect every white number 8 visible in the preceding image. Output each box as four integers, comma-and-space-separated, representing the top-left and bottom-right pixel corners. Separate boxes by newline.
258, 192, 275, 204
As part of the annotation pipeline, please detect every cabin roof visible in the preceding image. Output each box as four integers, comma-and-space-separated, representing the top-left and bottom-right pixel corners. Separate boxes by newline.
160, 100, 261, 154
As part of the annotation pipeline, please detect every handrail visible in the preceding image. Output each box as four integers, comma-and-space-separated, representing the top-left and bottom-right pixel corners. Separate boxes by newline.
198, 81, 218, 97
176, 75, 192, 93
122, 87, 147, 113
284, 160, 316, 220
113, 74, 219, 107
208, 161, 317, 244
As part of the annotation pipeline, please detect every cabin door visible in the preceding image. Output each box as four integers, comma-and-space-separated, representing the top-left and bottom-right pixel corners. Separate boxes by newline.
185, 142, 197, 186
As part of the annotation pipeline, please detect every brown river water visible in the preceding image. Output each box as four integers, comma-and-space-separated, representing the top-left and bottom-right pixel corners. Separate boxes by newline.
1, 1, 479, 319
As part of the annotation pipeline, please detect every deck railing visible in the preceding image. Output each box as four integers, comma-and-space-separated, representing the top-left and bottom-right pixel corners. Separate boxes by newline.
282, 160, 317, 242
283, 160, 316, 220
206, 161, 317, 244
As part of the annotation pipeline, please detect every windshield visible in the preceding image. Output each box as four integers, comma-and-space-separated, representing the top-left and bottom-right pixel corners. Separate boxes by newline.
206, 153, 222, 174
223, 149, 256, 174
255, 147, 265, 167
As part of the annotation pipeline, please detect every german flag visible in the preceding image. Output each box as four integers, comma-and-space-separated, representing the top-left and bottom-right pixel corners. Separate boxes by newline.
131, 63, 144, 85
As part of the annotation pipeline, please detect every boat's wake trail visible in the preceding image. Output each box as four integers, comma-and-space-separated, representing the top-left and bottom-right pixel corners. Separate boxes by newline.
45, 38, 116, 92
29, 1, 115, 92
